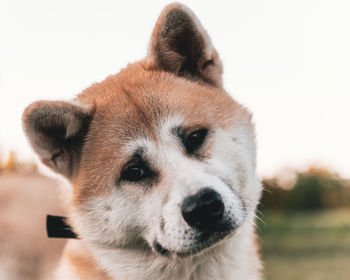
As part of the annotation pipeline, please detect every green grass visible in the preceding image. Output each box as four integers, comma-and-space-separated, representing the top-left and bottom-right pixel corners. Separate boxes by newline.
259, 210, 350, 280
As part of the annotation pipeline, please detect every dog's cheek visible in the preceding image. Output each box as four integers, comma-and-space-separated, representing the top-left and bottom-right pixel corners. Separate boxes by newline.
207, 126, 260, 209
226, 128, 262, 212
72, 189, 146, 247
138, 192, 167, 243
205, 131, 246, 190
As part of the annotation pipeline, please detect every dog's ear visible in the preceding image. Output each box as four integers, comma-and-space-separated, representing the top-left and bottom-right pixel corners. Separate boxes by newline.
22, 100, 93, 179
146, 3, 223, 87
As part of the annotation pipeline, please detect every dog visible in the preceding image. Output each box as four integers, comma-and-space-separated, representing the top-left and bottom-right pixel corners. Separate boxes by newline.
22, 3, 262, 280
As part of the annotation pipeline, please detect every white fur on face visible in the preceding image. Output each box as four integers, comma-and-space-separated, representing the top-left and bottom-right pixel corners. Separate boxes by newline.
72, 114, 261, 259
142, 115, 260, 256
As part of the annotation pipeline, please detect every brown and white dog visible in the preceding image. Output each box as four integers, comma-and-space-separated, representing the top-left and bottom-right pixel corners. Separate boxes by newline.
22, 3, 262, 280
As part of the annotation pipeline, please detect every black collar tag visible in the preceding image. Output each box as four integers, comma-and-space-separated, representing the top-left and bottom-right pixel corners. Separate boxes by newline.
46, 215, 78, 239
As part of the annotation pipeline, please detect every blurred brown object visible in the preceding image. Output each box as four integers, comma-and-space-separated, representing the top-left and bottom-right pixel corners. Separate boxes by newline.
2, 151, 18, 173
0, 172, 66, 280
1, 151, 38, 175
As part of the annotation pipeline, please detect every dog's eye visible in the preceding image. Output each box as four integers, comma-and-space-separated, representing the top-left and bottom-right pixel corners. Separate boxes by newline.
184, 129, 208, 154
121, 165, 146, 182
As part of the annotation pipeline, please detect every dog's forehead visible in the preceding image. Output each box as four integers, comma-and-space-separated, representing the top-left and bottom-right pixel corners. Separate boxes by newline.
80, 65, 240, 139
120, 114, 183, 156
78, 63, 249, 169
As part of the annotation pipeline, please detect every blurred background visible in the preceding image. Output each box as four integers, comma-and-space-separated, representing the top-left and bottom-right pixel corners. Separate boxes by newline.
0, 0, 349, 279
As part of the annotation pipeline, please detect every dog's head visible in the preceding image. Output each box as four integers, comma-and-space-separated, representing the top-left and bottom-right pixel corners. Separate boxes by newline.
23, 3, 261, 259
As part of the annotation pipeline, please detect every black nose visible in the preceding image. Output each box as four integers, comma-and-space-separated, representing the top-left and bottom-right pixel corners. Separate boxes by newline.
181, 188, 225, 231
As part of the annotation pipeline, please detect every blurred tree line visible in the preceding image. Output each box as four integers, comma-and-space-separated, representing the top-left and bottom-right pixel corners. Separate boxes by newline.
261, 167, 350, 210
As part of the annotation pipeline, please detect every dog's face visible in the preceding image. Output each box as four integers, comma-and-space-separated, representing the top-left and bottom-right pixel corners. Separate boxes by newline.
71, 72, 259, 258
23, 3, 261, 259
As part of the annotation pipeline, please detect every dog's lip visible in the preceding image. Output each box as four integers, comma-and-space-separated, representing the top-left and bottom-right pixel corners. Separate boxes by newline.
153, 241, 172, 258
154, 226, 236, 259
176, 229, 235, 258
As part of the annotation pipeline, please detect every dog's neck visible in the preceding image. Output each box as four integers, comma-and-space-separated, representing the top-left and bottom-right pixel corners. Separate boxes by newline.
56, 222, 261, 280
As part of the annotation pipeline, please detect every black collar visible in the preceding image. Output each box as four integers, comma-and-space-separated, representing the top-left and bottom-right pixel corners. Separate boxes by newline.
46, 215, 78, 239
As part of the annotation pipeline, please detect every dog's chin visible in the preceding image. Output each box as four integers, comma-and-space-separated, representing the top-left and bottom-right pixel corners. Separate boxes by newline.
153, 225, 237, 259
177, 229, 236, 258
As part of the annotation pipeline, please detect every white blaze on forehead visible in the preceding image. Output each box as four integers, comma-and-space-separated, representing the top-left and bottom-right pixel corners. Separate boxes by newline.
157, 114, 184, 141
121, 115, 185, 164
122, 137, 154, 156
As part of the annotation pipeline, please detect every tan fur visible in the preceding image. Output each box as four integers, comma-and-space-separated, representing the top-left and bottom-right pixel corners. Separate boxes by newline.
23, 3, 262, 280
65, 243, 112, 280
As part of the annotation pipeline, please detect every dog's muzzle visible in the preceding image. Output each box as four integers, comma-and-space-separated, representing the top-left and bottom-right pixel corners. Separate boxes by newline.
153, 188, 243, 258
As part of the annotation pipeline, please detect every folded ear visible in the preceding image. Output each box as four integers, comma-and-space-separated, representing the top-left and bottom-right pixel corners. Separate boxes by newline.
22, 101, 93, 179
146, 3, 223, 87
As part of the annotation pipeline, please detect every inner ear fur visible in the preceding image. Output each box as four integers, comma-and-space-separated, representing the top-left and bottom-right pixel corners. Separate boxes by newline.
22, 100, 93, 178
146, 3, 223, 87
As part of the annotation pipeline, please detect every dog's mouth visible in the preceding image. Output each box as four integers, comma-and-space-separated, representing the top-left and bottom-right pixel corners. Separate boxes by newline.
153, 241, 172, 257
153, 224, 237, 259
152, 189, 247, 259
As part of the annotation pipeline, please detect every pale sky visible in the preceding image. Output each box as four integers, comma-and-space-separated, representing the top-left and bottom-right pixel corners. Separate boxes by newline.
1, 0, 349, 177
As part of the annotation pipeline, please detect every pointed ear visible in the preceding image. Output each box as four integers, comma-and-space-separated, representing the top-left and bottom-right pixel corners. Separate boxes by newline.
22, 100, 93, 178
146, 3, 223, 87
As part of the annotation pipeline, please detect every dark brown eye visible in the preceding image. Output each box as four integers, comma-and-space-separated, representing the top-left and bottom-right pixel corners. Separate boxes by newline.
184, 129, 208, 154
121, 165, 145, 182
